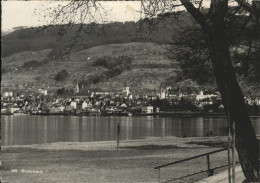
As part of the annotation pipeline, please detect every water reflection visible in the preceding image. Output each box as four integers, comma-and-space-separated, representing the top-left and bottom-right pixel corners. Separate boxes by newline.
1, 116, 260, 145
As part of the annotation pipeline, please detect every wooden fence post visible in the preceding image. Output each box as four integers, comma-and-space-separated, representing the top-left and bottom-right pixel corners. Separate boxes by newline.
232, 122, 235, 183
117, 122, 120, 150
157, 169, 160, 183
228, 120, 231, 183
207, 155, 214, 176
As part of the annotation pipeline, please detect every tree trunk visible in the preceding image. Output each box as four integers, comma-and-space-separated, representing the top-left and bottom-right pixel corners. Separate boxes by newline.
180, 0, 259, 181
211, 44, 259, 182
202, 16, 259, 183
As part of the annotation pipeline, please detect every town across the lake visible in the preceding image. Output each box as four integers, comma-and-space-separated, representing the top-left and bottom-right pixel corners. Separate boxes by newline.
1, 82, 260, 116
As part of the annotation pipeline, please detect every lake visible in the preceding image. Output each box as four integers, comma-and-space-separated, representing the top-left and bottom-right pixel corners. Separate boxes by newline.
1, 115, 260, 145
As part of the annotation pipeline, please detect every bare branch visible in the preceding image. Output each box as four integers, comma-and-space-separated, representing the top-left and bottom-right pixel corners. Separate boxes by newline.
198, 0, 204, 10
180, 0, 207, 26
235, 0, 253, 12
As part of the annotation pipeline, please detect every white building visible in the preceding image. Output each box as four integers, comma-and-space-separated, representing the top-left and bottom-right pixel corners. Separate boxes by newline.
168, 94, 178, 100
121, 103, 127, 108
4, 91, 13, 97
142, 106, 153, 113
49, 106, 65, 113
196, 91, 217, 101
82, 101, 92, 109
59, 106, 65, 112
160, 92, 166, 99
245, 97, 260, 105
255, 98, 260, 105
70, 101, 77, 109
95, 92, 110, 95
156, 107, 160, 113
38, 89, 48, 96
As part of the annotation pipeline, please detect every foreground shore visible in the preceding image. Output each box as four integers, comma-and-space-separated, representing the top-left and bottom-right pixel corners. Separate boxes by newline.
2, 136, 237, 183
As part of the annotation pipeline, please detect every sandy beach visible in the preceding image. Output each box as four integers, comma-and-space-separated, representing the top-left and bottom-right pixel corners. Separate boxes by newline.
1, 136, 237, 183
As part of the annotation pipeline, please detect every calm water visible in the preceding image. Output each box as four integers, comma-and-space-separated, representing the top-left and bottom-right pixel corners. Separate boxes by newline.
1, 115, 260, 145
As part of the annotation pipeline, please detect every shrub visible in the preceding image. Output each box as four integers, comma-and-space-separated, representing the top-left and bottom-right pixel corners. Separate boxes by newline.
93, 56, 132, 71
90, 56, 133, 84
23, 60, 40, 68
55, 69, 69, 81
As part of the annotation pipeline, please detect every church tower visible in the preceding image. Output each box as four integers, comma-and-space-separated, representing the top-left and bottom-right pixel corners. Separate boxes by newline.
160, 83, 166, 99
75, 81, 80, 94
122, 81, 130, 96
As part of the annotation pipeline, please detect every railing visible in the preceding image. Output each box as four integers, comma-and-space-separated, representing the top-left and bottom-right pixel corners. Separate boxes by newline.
154, 148, 239, 183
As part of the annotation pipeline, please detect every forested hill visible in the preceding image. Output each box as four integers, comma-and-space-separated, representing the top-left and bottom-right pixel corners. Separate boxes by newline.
2, 12, 193, 58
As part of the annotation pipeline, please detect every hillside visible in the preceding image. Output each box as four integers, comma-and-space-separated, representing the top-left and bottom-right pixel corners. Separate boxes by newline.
2, 40, 259, 96
2, 12, 259, 96
1, 42, 206, 94
1, 12, 204, 94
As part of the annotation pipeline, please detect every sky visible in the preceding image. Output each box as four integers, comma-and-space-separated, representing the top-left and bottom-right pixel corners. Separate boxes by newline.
2, 0, 237, 33
1, 1, 143, 32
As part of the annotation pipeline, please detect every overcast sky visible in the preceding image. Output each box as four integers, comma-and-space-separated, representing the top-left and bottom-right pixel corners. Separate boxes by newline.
2, 1, 142, 32
2, 0, 236, 33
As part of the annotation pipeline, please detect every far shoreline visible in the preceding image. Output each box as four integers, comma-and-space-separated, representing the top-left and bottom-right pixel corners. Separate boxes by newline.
2, 112, 260, 118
